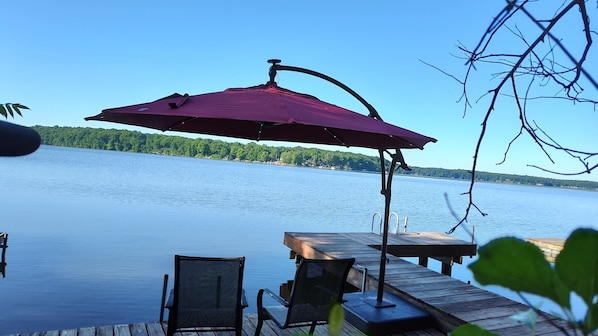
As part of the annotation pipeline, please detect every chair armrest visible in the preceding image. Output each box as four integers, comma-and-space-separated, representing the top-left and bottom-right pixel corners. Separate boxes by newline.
256, 287, 290, 317
241, 289, 249, 308
261, 288, 289, 307
165, 289, 174, 309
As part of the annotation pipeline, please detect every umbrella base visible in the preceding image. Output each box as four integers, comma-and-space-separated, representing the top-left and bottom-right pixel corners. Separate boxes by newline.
343, 290, 432, 335
364, 298, 396, 308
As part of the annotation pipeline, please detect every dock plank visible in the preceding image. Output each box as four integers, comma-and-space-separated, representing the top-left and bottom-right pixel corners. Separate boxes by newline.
526, 237, 564, 263
114, 324, 132, 336
59, 329, 77, 336
433, 295, 516, 313
145, 323, 165, 336
96, 325, 113, 336
78, 327, 96, 336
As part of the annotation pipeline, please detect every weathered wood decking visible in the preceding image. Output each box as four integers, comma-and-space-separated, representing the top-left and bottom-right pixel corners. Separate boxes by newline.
4, 314, 444, 336
284, 232, 576, 335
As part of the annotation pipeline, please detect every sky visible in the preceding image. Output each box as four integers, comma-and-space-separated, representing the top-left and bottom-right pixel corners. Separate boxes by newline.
3, 1, 597, 181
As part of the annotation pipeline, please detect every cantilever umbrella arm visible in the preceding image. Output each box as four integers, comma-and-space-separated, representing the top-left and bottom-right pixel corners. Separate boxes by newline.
268, 59, 406, 305
267, 59, 383, 121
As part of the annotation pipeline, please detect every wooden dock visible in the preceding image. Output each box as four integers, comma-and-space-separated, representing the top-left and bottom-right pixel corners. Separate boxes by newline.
284, 231, 576, 335
3, 313, 444, 336
525, 237, 565, 263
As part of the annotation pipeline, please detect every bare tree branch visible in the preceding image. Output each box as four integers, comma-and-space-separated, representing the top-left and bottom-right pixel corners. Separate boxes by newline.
440, 0, 596, 233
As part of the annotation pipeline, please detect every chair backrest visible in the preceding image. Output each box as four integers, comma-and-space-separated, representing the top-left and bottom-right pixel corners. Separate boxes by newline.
286, 258, 355, 324
171, 255, 245, 329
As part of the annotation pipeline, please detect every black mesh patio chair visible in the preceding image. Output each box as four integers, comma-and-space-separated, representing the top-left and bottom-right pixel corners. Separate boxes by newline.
161, 255, 247, 336
254, 257, 355, 335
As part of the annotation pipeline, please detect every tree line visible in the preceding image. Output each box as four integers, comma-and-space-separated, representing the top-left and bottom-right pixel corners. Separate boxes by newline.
31, 126, 598, 191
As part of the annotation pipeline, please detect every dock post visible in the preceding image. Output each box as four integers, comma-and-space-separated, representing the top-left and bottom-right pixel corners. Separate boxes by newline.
441, 261, 453, 276
361, 267, 368, 291
0, 232, 7, 278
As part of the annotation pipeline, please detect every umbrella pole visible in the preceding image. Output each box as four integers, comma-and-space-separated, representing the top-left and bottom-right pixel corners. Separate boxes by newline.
371, 150, 398, 307
345, 150, 429, 334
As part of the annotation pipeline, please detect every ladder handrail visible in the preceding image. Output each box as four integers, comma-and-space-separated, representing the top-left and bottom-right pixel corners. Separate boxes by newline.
371, 212, 400, 234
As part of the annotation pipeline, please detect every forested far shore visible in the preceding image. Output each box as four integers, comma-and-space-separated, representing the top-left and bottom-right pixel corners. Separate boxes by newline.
32, 126, 598, 191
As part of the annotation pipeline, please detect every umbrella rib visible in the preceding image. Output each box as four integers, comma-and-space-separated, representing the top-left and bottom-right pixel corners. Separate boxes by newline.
389, 135, 418, 149
166, 117, 196, 131
324, 127, 347, 147
257, 122, 265, 141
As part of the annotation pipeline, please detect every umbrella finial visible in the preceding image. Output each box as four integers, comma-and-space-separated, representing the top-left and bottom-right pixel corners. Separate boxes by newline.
267, 59, 282, 84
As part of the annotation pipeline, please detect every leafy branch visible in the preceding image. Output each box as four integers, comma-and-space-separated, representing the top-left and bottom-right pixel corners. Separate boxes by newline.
1, 103, 30, 119
451, 228, 598, 336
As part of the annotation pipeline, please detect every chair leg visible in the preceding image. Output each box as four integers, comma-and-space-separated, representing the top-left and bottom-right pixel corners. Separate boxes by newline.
254, 315, 263, 336
235, 306, 243, 336
308, 321, 317, 335
255, 289, 265, 336
166, 309, 175, 336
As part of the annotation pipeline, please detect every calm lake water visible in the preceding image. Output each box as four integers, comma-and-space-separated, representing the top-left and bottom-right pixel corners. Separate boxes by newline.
1, 145, 596, 335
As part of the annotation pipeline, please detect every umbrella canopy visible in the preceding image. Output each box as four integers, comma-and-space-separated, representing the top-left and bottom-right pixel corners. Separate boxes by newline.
85, 82, 435, 151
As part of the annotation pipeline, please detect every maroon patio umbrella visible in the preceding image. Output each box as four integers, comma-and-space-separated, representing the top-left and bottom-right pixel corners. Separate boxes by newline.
85, 60, 436, 306
86, 83, 432, 151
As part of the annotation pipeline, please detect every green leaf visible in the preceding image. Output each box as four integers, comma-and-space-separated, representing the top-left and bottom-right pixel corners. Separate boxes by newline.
5, 104, 14, 117
469, 237, 570, 308
450, 323, 499, 336
510, 307, 537, 331
12, 103, 28, 117
1, 103, 30, 118
328, 302, 345, 336
555, 229, 598, 307
585, 301, 598, 334
13, 103, 30, 110
13, 106, 23, 117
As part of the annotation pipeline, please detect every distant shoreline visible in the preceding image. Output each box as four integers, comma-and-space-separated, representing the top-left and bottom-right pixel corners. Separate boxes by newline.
258, 158, 598, 192
32, 125, 598, 191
